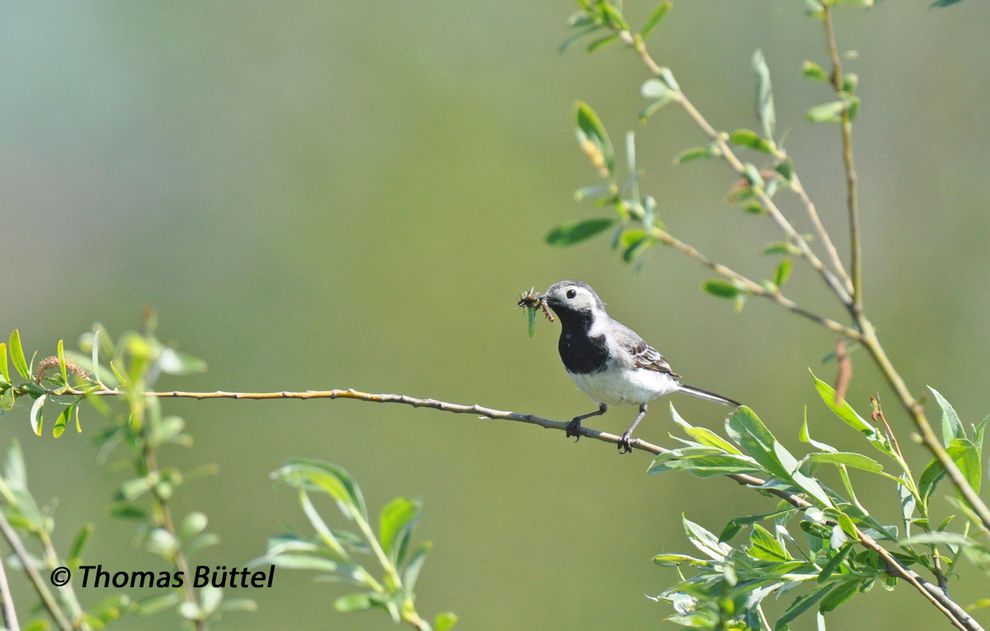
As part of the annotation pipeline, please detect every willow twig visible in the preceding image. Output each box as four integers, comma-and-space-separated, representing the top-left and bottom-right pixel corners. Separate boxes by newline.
0, 512, 71, 631
0, 553, 19, 631
141, 437, 206, 631
652, 229, 862, 340
790, 173, 854, 294
37, 531, 89, 631
618, 31, 854, 309
614, 19, 990, 540
822, 5, 863, 312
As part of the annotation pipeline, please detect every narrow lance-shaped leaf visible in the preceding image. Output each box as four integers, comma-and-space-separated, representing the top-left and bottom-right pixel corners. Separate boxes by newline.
802, 60, 829, 82
545, 218, 615, 246
752, 50, 775, 140
575, 101, 614, 179
435, 612, 459, 631
0, 342, 9, 383
810, 372, 891, 454
749, 523, 792, 561
57, 339, 68, 384
928, 386, 964, 447
702, 280, 743, 299
774, 259, 792, 287
30, 394, 46, 436
806, 101, 846, 123
819, 578, 863, 614
729, 129, 775, 154
378, 497, 420, 559
640, 1, 673, 39
775, 583, 833, 628
9, 330, 30, 380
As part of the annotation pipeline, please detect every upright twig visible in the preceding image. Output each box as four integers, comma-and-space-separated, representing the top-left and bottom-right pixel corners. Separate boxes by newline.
612, 17, 990, 537
141, 433, 206, 631
790, 173, 854, 294
0, 512, 72, 631
0, 553, 20, 631
822, 5, 863, 312
37, 531, 89, 631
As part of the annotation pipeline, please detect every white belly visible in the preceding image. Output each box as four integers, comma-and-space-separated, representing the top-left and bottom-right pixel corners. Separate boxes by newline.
568, 367, 680, 406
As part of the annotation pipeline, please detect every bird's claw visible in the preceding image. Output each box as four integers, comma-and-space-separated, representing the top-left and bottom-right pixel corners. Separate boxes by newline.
565, 418, 582, 442
617, 432, 634, 454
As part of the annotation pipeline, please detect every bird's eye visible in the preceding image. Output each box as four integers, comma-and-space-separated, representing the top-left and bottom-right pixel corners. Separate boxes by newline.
565, 289, 577, 299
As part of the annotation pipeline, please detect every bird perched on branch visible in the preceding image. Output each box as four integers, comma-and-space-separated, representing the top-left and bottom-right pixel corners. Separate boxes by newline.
538, 280, 740, 453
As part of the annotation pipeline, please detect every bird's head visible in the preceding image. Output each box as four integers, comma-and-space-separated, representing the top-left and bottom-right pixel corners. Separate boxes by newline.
541, 280, 607, 325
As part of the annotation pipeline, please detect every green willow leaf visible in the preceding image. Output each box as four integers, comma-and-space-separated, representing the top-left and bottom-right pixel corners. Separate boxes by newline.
334, 593, 373, 613
57, 339, 67, 384
435, 612, 459, 631
819, 578, 862, 614
379, 497, 420, 559
774, 259, 792, 287
802, 60, 829, 82
702, 279, 743, 299
749, 524, 792, 562
810, 372, 887, 448
928, 386, 964, 447
674, 146, 717, 164
752, 50, 775, 139
805, 452, 884, 474
818, 543, 853, 582
775, 583, 832, 628
545, 218, 615, 246
9, 330, 30, 380
729, 129, 775, 154
806, 101, 846, 123
0, 342, 9, 384
575, 101, 615, 178
30, 394, 46, 436
640, 1, 673, 39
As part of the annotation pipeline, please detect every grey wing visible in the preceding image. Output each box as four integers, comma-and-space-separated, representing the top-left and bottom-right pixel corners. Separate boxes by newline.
611, 321, 681, 379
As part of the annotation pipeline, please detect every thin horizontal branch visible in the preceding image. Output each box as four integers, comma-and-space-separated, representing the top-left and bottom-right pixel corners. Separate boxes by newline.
58, 385, 981, 630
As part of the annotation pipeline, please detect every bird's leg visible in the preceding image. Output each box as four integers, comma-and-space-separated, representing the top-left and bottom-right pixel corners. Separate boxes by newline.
566, 402, 607, 441
618, 404, 648, 454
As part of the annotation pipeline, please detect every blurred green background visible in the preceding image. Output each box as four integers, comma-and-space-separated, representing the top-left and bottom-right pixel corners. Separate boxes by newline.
2, 1, 989, 629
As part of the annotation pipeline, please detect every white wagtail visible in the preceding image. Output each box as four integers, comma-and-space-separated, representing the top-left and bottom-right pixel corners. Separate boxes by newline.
538, 280, 740, 453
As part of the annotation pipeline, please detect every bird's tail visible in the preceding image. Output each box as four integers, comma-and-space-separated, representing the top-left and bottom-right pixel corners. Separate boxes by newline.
679, 384, 741, 408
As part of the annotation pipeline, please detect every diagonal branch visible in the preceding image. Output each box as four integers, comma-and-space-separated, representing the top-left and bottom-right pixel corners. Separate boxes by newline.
0, 552, 19, 631
618, 30, 855, 310
790, 173, 854, 295
652, 228, 862, 340
54, 385, 981, 630
0, 512, 72, 631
